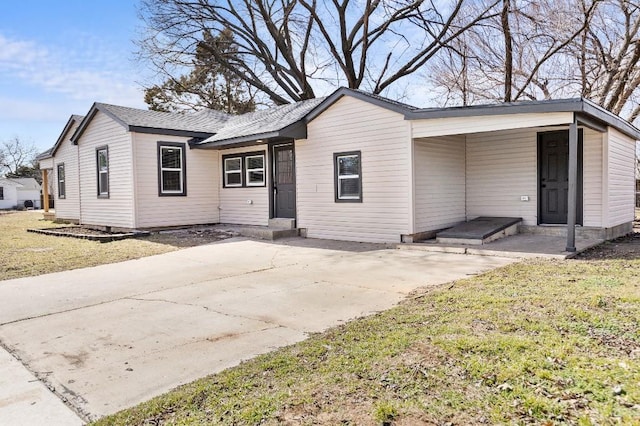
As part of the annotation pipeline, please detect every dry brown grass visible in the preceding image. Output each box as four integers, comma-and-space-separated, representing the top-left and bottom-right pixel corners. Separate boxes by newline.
0, 211, 177, 281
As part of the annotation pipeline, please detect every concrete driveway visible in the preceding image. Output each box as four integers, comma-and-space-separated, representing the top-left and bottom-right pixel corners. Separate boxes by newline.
0, 237, 515, 422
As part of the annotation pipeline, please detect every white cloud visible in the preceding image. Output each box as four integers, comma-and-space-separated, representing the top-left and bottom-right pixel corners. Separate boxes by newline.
0, 33, 145, 108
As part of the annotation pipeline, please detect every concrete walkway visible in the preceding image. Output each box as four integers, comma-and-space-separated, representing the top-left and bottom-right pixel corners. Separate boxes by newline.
0, 237, 515, 422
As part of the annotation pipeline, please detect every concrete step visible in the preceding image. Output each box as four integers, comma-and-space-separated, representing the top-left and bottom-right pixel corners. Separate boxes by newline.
268, 218, 296, 229
238, 227, 299, 241
436, 217, 522, 245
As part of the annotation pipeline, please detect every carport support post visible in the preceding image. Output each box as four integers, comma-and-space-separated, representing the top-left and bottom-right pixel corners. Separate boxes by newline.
42, 169, 49, 213
566, 117, 578, 252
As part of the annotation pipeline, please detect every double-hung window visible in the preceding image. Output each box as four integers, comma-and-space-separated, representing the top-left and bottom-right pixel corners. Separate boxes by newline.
334, 151, 362, 202
57, 163, 66, 199
158, 142, 187, 196
245, 155, 265, 186
224, 157, 243, 187
96, 147, 109, 197
223, 152, 265, 188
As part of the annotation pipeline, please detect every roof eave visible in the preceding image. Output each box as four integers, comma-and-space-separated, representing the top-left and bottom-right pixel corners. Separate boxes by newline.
193, 120, 308, 150
127, 126, 214, 139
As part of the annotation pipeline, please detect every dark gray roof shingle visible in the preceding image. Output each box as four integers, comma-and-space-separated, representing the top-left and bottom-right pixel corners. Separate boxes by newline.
197, 97, 325, 145
96, 103, 231, 134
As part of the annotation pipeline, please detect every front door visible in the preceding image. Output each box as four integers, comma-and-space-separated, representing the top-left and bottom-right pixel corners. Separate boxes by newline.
538, 130, 583, 224
273, 144, 296, 218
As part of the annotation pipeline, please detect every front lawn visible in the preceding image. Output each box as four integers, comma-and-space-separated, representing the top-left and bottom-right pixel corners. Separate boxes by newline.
95, 251, 640, 424
0, 211, 177, 280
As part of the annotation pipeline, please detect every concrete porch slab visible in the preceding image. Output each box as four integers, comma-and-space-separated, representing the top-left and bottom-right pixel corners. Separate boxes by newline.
436, 217, 522, 244
400, 233, 603, 259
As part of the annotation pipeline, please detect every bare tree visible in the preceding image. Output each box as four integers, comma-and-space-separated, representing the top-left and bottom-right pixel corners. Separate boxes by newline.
0, 136, 38, 177
137, 0, 501, 105
427, 0, 599, 105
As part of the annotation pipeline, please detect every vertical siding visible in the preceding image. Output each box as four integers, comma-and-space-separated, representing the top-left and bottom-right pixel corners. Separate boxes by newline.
582, 129, 603, 227
133, 133, 219, 228
53, 121, 80, 221
78, 111, 135, 228
413, 136, 466, 231
466, 128, 538, 224
218, 145, 269, 226
296, 96, 411, 243
607, 127, 636, 227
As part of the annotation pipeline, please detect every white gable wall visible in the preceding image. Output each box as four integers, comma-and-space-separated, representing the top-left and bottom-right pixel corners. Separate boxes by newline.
296, 96, 412, 243
78, 111, 135, 228
133, 133, 220, 228
606, 127, 636, 227
53, 121, 81, 220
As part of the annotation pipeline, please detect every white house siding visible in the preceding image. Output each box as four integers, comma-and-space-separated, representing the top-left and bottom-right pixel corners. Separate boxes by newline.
582, 129, 603, 227
296, 96, 411, 243
39, 158, 53, 169
606, 127, 636, 227
413, 136, 466, 232
133, 133, 220, 228
53, 121, 81, 220
466, 128, 539, 225
218, 145, 269, 226
412, 112, 573, 138
466, 126, 605, 227
78, 111, 135, 228
0, 184, 18, 209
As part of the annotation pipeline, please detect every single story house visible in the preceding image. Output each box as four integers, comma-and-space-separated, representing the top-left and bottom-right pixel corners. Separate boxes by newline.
39, 88, 639, 250
0, 177, 41, 209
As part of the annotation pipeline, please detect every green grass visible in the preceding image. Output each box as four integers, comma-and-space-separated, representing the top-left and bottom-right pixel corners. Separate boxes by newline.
94, 255, 640, 425
0, 211, 177, 280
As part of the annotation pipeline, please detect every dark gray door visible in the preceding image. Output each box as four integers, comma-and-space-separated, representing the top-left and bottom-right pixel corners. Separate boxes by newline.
273, 144, 296, 218
538, 130, 583, 224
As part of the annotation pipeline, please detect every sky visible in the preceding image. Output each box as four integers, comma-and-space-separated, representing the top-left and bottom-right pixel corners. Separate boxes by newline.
0, 0, 147, 154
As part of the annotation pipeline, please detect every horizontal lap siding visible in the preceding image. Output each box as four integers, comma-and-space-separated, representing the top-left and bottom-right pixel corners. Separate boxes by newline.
607, 128, 636, 227
219, 145, 269, 226
296, 96, 411, 243
582, 129, 603, 227
414, 136, 466, 231
466, 128, 538, 225
134, 134, 219, 228
54, 122, 80, 221
78, 112, 134, 228
412, 112, 573, 138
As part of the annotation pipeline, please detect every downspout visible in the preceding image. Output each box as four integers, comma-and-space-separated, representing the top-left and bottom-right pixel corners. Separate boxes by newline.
566, 114, 578, 252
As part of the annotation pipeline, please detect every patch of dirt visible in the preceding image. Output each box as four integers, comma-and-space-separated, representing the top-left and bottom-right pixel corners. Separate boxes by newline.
46, 226, 117, 237
146, 227, 238, 248
577, 231, 640, 260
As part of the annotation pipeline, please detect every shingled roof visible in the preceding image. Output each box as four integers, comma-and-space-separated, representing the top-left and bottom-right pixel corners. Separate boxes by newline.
193, 97, 325, 148
37, 114, 85, 160
71, 104, 231, 142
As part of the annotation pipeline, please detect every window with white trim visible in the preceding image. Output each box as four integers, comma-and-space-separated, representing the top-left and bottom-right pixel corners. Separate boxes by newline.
96, 147, 109, 197
57, 163, 66, 199
245, 154, 265, 186
224, 157, 242, 187
158, 142, 186, 196
334, 151, 362, 202
222, 151, 266, 188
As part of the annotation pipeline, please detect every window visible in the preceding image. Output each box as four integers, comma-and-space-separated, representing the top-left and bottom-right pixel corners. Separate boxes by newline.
224, 157, 242, 187
158, 142, 187, 196
57, 163, 66, 199
96, 147, 109, 197
246, 155, 265, 186
222, 151, 266, 188
0, 187, 3, 200
334, 151, 362, 202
